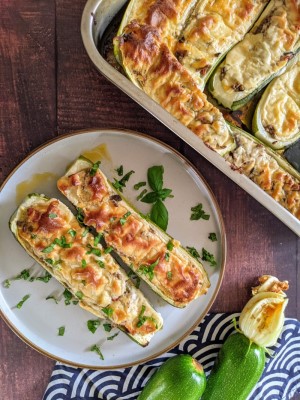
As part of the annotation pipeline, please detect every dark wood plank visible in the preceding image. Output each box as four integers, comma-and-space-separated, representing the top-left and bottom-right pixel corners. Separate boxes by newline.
0, 0, 57, 398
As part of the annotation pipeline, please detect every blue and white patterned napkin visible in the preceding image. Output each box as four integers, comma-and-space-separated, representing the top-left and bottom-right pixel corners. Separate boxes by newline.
43, 313, 300, 400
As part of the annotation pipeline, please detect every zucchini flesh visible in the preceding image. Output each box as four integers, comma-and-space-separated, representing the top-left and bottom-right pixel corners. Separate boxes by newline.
253, 55, 300, 149
225, 124, 300, 219
10, 193, 163, 346
114, 22, 235, 155
209, 0, 300, 110
57, 157, 210, 308
172, 0, 268, 90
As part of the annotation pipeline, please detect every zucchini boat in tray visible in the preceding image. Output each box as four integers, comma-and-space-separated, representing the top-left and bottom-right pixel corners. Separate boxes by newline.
225, 125, 300, 219
252, 54, 300, 150
10, 194, 163, 346
172, 0, 268, 90
114, 21, 235, 155
210, 0, 300, 110
57, 157, 210, 308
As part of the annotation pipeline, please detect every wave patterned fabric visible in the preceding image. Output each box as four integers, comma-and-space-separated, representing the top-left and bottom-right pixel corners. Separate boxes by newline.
43, 313, 300, 400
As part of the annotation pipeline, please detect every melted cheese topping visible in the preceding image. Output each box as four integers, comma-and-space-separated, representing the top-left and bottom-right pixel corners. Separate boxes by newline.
117, 21, 234, 153
260, 58, 300, 141
58, 163, 210, 307
225, 134, 300, 219
213, 0, 300, 107
15, 196, 162, 344
173, 0, 267, 88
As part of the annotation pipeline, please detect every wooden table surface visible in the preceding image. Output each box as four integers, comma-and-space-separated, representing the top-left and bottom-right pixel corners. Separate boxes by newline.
0, 1, 299, 399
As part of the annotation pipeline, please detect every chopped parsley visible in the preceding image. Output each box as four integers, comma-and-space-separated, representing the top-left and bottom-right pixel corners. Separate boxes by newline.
90, 344, 104, 360
48, 213, 57, 219
82, 227, 89, 237
42, 244, 55, 253
165, 252, 170, 262
104, 246, 113, 254
76, 208, 85, 224
63, 289, 73, 305
3, 269, 31, 288
208, 232, 217, 242
102, 306, 113, 318
137, 189, 147, 201
120, 211, 131, 226
138, 258, 160, 281
46, 295, 59, 304
167, 271, 172, 280
97, 260, 105, 268
166, 240, 174, 251
93, 233, 103, 246
136, 305, 158, 328
134, 181, 146, 190
16, 294, 30, 309
45, 258, 61, 268
202, 248, 217, 267
81, 259, 87, 268
87, 319, 101, 334
89, 161, 101, 176
107, 333, 119, 341
76, 290, 84, 299
115, 165, 123, 176
103, 323, 112, 332
190, 203, 210, 221
4, 279, 11, 288
68, 229, 77, 238
186, 246, 201, 261
54, 236, 72, 249
35, 272, 52, 283
58, 326, 65, 336
86, 245, 101, 256
112, 170, 135, 192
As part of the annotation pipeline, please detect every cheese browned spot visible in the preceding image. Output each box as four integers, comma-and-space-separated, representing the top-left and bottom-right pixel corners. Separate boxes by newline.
117, 21, 234, 153
57, 162, 210, 307
12, 196, 163, 345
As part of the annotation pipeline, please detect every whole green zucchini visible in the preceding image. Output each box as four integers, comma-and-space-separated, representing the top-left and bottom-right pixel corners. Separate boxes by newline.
202, 333, 265, 400
138, 354, 206, 400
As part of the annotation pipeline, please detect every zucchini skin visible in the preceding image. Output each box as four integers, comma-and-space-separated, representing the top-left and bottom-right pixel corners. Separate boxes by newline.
202, 333, 265, 400
137, 354, 206, 400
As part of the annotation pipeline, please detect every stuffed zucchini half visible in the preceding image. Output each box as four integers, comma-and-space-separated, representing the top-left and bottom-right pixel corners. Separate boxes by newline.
10, 194, 163, 346
225, 125, 300, 219
57, 157, 210, 308
253, 55, 300, 149
209, 0, 300, 110
172, 0, 268, 90
114, 22, 235, 155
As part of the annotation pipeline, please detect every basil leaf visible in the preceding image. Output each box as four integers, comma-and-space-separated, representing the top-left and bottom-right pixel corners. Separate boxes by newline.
148, 166, 164, 192
150, 200, 168, 231
190, 203, 210, 221
89, 161, 101, 176
107, 333, 119, 341
103, 323, 112, 332
63, 289, 72, 305
202, 248, 217, 267
90, 344, 104, 360
186, 246, 201, 261
87, 319, 101, 334
134, 181, 146, 190
102, 306, 113, 317
157, 188, 173, 200
208, 232, 217, 242
137, 189, 147, 201
141, 191, 159, 204
58, 326, 65, 336
16, 294, 30, 309
35, 272, 52, 283
115, 165, 123, 176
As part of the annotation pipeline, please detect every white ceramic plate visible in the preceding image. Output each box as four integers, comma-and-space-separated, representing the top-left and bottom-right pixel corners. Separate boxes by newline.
0, 129, 226, 369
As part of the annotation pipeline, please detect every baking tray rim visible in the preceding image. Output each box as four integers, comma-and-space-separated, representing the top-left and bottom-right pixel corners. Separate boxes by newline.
80, 0, 300, 237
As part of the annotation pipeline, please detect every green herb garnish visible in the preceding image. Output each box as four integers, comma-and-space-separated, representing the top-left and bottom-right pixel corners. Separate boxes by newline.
103, 323, 112, 332
63, 289, 72, 305
54, 236, 72, 249
186, 246, 201, 261
167, 271, 172, 280
4, 279, 11, 288
82, 227, 89, 237
76, 291, 84, 299
87, 319, 101, 334
102, 306, 113, 317
68, 229, 77, 238
48, 213, 57, 219
86, 245, 101, 256
148, 166, 164, 191
107, 333, 119, 341
202, 248, 217, 267
190, 203, 210, 221
42, 244, 55, 253
89, 161, 101, 176
81, 259, 87, 268
90, 344, 104, 360
36, 272, 52, 283
166, 240, 174, 251
115, 165, 123, 176
16, 294, 30, 309
136, 306, 158, 328
97, 260, 105, 268
76, 208, 85, 224
58, 326, 65, 336
104, 246, 113, 254
112, 170, 135, 192
137, 189, 147, 201
120, 211, 131, 226
138, 258, 160, 281
165, 252, 170, 261
150, 200, 168, 231
93, 233, 103, 246
208, 232, 217, 242
134, 181, 146, 190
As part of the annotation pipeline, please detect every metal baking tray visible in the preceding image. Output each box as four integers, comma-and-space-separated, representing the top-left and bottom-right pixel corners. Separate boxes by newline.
81, 0, 300, 237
